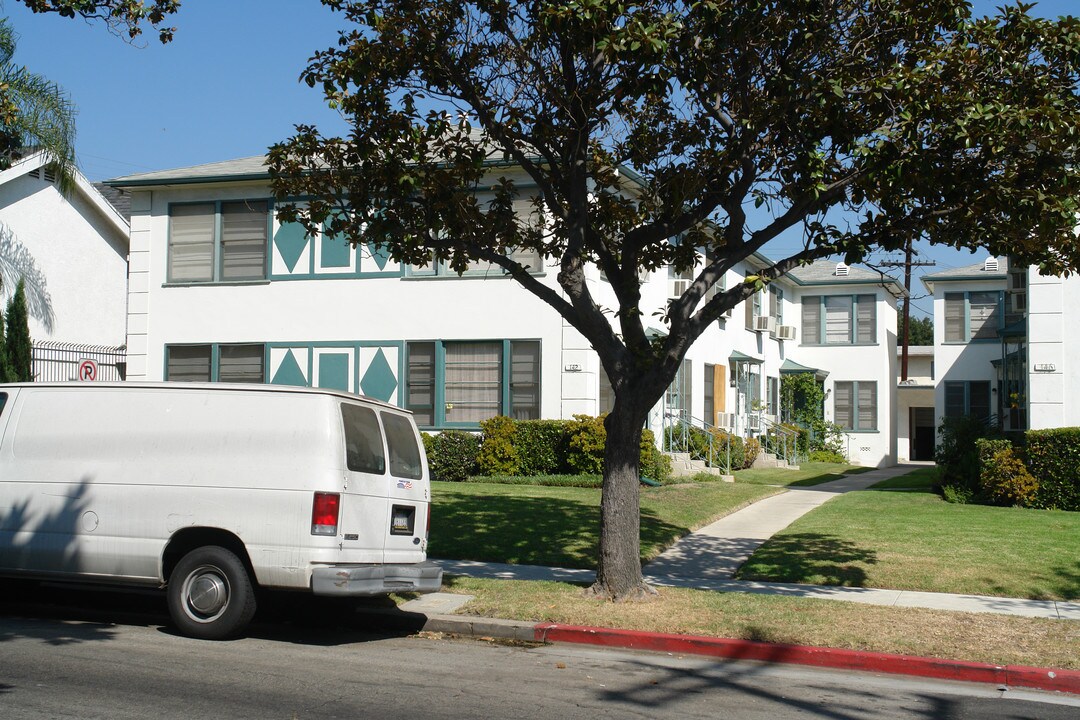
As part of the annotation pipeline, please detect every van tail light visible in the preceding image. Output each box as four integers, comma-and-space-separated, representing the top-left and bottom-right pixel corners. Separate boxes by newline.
311, 492, 340, 536
426, 505, 431, 540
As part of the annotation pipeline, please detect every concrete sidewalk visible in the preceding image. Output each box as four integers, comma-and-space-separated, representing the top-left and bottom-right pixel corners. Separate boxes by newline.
433, 558, 1080, 620
643, 464, 920, 580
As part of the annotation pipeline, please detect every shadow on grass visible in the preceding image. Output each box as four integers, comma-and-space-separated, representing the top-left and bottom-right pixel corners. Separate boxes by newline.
734, 533, 877, 586
429, 491, 685, 570
1050, 561, 1080, 601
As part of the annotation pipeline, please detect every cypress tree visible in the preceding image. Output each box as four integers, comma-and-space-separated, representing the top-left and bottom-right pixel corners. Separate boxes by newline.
0, 303, 10, 383
5, 278, 32, 382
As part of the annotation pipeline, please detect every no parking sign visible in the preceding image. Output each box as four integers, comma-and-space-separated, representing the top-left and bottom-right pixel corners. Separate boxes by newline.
76, 358, 98, 382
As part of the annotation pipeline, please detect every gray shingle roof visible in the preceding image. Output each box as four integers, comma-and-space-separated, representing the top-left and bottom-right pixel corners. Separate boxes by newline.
106, 156, 270, 186
92, 182, 132, 221
921, 257, 1007, 281
788, 259, 890, 284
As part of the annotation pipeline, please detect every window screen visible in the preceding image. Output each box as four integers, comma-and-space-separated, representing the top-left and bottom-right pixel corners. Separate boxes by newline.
220, 201, 268, 280
219, 345, 264, 383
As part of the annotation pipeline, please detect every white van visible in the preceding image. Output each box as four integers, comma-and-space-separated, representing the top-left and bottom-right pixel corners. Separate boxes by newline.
0, 382, 441, 639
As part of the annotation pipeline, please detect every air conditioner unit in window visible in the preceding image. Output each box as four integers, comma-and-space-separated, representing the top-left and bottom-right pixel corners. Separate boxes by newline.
752, 315, 776, 333
668, 278, 690, 301
746, 414, 762, 432
715, 412, 736, 430
776, 325, 797, 341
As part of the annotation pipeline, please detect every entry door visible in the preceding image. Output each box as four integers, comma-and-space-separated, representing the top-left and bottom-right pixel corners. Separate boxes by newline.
911, 407, 936, 461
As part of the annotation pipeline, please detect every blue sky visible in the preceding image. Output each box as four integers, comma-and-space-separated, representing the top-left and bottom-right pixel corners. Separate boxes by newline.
5, 0, 1076, 316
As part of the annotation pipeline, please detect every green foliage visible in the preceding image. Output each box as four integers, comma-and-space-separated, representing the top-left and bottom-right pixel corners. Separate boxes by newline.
977, 439, 1038, 508
742, 436, 761, 469
477, 415, 520, 476
565, 414, 607, 475
4, 279, 32, 382
780, 373, 825, 427
466, 474, 604, 488
639, 428, 671, 483
936, 415, 998, 502
904, 316, 934, 346
809, 449, 846, 463
1024, 427, 1080, 511
513, 419, 567, 476
426, 430, 481, 482
16, 1, 180, 43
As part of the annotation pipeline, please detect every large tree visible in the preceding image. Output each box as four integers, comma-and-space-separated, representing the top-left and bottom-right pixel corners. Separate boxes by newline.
269, 0, 1080, 600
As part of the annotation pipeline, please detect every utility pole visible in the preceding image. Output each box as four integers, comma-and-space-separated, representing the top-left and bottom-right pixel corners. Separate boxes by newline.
879, 241, 935, 381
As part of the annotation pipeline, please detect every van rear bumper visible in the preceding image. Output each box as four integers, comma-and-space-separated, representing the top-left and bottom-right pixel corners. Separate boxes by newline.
310, 561, 443, 596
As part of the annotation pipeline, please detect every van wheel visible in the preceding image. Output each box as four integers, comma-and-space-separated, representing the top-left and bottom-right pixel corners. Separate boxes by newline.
167, 546, 256, 640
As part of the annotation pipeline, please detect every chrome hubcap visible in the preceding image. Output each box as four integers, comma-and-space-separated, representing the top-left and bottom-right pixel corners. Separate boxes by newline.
183, 566, 229, 622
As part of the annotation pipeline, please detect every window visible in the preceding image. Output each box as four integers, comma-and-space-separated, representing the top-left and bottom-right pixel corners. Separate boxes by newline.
833, 381, 877, 431
342, 404, 386, 475
598, 364, 615, 415
405, 340, 541, 427
766, 376, 779, 417
801, 295, 876, 344
769, 287, 784, 325
744, 289, 764, 329
165, 344, 265, 383
0, 392, 7, 417
944, 292, 1002, 342
665, 358, 692, 418
168, 200, 268, 283
381, 411, 423, 480
944, 381, 992, 420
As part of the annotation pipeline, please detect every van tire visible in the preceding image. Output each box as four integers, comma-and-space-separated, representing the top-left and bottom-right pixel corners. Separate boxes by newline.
167, 546, 257, 640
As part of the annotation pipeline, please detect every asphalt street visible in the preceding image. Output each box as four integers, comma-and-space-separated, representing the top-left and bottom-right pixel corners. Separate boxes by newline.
1, 584, 1078, 720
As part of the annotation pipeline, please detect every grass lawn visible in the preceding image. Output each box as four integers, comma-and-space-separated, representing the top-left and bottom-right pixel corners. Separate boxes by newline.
869, 466, 940, 490
437, 577, 1080, 670
736, 487, 1080, 601
429, 480, 780, 569
732, 461, 873, 487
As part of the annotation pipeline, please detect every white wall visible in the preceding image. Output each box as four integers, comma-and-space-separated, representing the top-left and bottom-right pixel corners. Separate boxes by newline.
1027, 269, 1080, 429
0, 173, 128, 347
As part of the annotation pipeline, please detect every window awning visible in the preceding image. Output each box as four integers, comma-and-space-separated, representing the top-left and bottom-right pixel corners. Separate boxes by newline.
998, 320, 1025, 338
779, 358, 830, 382
728, 350, 763, 365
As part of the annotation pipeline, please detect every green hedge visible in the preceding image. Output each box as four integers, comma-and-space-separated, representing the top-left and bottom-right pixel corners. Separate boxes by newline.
1025, 427, 1080, 511
425, 414, 672, 483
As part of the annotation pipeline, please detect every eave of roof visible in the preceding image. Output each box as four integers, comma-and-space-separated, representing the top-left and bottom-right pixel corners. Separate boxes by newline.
0, 151, 130, 241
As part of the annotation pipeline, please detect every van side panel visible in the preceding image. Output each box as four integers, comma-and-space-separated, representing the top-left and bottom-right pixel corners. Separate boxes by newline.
0, 384, 439, 598
0, 387, 345, 588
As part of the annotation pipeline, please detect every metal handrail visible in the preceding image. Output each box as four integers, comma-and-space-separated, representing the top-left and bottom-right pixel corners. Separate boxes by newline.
757, 414, 801, 466
661, 410, 736, 474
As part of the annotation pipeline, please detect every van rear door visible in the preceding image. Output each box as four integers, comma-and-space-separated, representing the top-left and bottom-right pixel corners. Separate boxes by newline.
339, 403, 390, 565
379, 410, 429, 564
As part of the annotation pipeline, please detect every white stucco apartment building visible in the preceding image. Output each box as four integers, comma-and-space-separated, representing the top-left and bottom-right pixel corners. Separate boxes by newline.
106, 156, 903, 466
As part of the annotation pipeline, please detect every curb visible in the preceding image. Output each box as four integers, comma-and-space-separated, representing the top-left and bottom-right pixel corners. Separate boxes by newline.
532, 623, 1080, 696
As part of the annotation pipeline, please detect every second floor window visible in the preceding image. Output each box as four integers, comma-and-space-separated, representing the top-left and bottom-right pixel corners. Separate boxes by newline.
168, 201, 268, 283
944, 292, 1001, 342
802, 295, 876, 345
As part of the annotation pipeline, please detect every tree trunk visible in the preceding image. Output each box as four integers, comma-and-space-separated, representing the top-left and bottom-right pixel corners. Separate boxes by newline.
589, 399, 658, 601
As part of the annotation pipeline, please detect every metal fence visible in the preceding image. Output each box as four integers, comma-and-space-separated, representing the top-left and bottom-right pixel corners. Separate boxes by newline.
31, 341, 127, 382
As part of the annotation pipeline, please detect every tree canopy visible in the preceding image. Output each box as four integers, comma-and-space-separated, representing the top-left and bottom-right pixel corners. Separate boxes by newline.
16, 0, 180, 43
270, 0, 1080, 599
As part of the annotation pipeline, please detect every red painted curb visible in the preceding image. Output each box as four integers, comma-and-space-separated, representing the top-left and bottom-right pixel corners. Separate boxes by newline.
533, 623, 1079, 695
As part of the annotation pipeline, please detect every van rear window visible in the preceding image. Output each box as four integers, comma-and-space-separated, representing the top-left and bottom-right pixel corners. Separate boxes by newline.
341, 404, 386, 474
0, 392, 6, 416
382, 412, 422, 480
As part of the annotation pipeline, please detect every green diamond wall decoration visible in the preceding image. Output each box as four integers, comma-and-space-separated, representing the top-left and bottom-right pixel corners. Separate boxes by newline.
274, 222, 309, 273
360, 348, 397, 402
